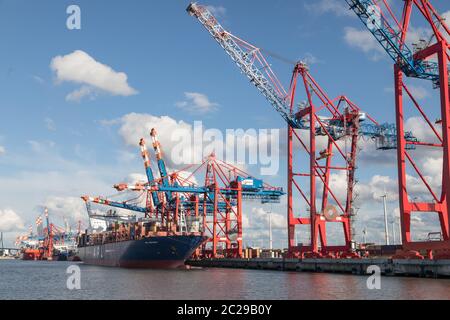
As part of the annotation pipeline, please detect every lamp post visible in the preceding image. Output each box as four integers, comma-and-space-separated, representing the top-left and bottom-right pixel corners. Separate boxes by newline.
362, 227, 367, 244
381, 194, 390, 245
269, 213, 273, 251
392, 218, 396, 245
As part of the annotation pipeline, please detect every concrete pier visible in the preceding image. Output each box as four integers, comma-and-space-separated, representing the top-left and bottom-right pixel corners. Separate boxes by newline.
187, 258, 450, 278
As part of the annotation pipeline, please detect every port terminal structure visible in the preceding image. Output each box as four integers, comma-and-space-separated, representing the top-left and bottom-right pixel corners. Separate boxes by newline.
344, 0, 450, 259
187, 257, 450, 278
81, 128, 284, 259
81, 0, 450, 262
187, 3, 420, 258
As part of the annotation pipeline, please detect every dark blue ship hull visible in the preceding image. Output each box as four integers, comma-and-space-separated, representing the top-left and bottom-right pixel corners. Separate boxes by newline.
77, 235, 205, 269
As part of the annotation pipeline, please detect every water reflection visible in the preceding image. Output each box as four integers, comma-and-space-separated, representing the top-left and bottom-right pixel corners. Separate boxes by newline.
0, 260, 449, 300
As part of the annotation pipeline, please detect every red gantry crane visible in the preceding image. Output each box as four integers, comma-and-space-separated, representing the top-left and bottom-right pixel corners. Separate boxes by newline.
187, 2, 418, 258
346, 0, 449, 259
43, 208, 54, 260
16, 208, 79, 260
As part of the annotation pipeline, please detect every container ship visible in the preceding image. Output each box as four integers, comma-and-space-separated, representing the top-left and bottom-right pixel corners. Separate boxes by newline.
76, 217, 206, 269
76, 127, 276, 268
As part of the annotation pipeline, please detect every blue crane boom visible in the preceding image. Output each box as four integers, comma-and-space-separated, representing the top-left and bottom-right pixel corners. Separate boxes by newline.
187, 2, 418, 150
82, 176, 284, 216
150, 129, 172, 201
82, 196, 148, 214
139, 138, 160, 207
345, 0, 444, 83
187, 3, 296, 128
114, 182, 284, 204
82, 195, 237, 215
360, 122, 418, 149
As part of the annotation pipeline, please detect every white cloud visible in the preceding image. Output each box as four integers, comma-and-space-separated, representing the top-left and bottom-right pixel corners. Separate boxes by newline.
65, 85, 96, 102
174, 170, 199, 186
346, 115, 444, 204
0, 138, 131, 246
175, 92, 219, 114
357, 175, 398, 203
206, 5, 226, 17
407, 85, 429, 100
422, 156, 442, 180
28, 140, 56, 153
443, 11, 450, 31
344, 27, 386, 60
304, 0, 354, 17
115, 113, 195, 168
116, 150, 137, 163
243, 206, 286, 246
0, 209, 25, 232
50, 50, 138, 102
404, 12, 449, 48
443, 11, 450, 22
405, 116, 440, 144
356, 155, 443, 206
385, 84, 429, 100
437, 10, 450, 43
384, 87, 394, 94
44, 196, 87, 227
407, 25, 433, 48
99, 118, 121, 126
0, 145, 5, 155
124, 173, 148, 185
109, 113, 277, 175
358, 138, 397, 166
244, 207, 285, 230
32, 75, 45, 84
302, 52, 322, 65
354, 115, 442, 166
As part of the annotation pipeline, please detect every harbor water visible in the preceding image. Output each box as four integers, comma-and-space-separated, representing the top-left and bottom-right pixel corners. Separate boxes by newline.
0, 260, 449, 300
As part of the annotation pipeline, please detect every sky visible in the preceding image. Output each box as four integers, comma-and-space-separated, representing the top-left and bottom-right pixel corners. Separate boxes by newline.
0, 0, 448, 248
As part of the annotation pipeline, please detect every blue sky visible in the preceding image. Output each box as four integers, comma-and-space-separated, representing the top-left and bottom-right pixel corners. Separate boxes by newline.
0, 0, 448, 247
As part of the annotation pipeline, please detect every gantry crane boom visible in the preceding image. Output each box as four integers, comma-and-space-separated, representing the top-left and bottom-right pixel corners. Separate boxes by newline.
187, 3, 295, 127
114, 183, 283, 202
345, 0, 448, 83
150, 129, 172, 201
82, 195, 236, 214
139, 138, 160, 207
82, 177, 283, 216
81, 196, 148, 214
187, 2, 418, 148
